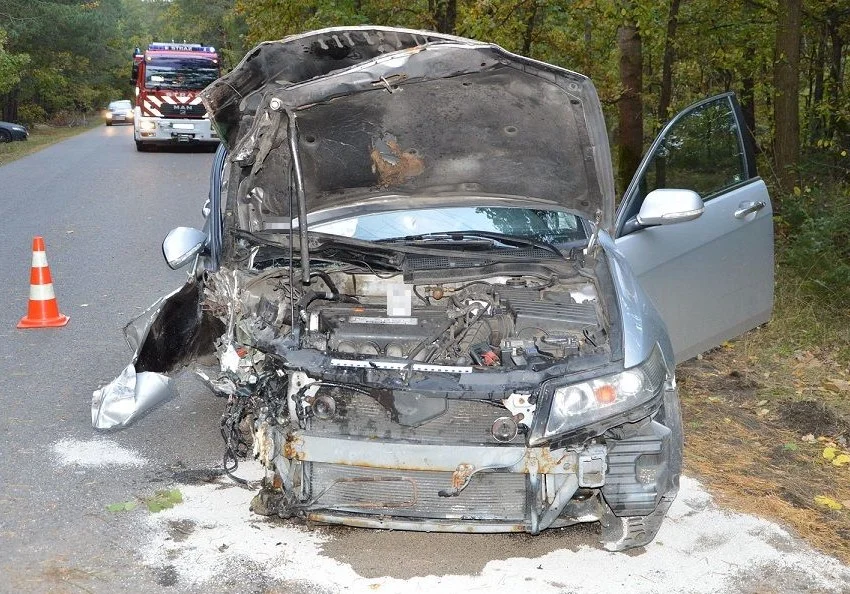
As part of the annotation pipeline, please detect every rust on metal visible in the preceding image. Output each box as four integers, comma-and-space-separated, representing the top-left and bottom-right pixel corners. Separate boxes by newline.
283, 434, 305, 460
450, 463, 475, 490
370, 135, 424, 187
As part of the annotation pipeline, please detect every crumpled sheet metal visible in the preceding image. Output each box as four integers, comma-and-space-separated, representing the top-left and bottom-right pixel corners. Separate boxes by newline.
123, 285, 183, 358
92, 286, 183, 430
92, 364, 174, 430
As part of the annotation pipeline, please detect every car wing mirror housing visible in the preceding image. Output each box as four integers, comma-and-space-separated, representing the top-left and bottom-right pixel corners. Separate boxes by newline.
636, 189, 704, 226
162, 227, 207, 269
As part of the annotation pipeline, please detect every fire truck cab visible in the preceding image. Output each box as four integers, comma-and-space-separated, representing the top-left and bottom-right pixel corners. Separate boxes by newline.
131, 43, 221, 151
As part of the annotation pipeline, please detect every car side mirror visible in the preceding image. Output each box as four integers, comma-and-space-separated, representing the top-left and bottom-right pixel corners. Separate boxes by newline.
162, 227, 207, 269
636, 189, 704, 226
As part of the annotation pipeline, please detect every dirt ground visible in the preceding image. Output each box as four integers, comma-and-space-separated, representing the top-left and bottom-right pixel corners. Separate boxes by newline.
678, 333, 850, 563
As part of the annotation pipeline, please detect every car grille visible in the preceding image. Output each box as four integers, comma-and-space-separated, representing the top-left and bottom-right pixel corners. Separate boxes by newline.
308, 462, 527, 520
159, 103, 206, 117
306, 391, 524, 445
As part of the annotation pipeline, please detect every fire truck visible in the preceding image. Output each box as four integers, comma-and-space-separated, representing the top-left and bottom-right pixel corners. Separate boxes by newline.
131, 43, 221, 151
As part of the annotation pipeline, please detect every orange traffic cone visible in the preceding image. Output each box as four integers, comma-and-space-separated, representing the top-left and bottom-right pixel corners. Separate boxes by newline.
17, 236, 69, 328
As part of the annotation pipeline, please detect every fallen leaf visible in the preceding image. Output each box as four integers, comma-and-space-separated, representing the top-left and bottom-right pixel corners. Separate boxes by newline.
832, 454, 850, 467
756, 400, 768, 406
783, 442, 799, 451
823, 378, 850, 393
823, 447, 838, 461
814, 495, 843, 510
802, 434, 816, 443
757, 408, 769, 417
144, 489, 183, 513
106, 501, 137, 512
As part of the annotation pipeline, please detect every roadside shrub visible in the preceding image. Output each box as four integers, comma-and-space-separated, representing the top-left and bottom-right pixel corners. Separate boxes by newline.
16, 103, 46, 127
776, 184, 850, 305
48, 110, 89, 127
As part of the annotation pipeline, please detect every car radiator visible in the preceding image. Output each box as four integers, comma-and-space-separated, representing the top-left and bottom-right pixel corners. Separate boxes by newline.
307, 462, 527, 520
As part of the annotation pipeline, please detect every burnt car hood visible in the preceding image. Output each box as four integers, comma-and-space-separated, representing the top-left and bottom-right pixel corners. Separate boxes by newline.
201, 26, 616, 229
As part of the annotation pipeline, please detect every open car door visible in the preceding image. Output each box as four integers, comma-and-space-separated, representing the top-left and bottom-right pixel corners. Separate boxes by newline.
614, 93, 774, 363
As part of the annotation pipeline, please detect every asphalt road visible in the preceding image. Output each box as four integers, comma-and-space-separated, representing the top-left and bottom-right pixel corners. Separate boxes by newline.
0, 125, 849, 594
0, 124, 220, 592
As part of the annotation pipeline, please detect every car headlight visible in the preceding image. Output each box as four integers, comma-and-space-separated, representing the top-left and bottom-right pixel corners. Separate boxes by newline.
106, 112, 113, 119
531, 346, 667, 443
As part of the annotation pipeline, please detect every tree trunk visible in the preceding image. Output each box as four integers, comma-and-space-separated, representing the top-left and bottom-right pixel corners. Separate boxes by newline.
826, 12, 844, 139
657, 0, 681, 127
522, 1, 540, 56
773, 0, 802, 192
809, 25, 826, 143
740, 0, 757, 148
617, 20, 643, 193
433, 0, 457, 35
2, 89, 19, 122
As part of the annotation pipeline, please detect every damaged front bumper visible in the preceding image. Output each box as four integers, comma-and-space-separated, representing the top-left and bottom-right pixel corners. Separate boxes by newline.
252, 388, 679, 549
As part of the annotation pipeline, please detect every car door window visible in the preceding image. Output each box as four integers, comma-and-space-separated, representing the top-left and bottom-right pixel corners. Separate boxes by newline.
618, 94, 754, 232
645, 99, 747, 199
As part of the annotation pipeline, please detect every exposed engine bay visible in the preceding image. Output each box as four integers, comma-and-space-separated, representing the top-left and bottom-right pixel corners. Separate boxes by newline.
207, 267, 606, 372
203, 258, 611, 451
192, 253, 675, 549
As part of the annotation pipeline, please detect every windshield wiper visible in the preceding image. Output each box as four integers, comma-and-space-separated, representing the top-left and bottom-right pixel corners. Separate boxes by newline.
377, 230, 565, 258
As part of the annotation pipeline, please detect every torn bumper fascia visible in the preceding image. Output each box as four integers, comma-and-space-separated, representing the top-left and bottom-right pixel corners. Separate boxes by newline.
91, 282, 204, 430
91, 363, 174, 430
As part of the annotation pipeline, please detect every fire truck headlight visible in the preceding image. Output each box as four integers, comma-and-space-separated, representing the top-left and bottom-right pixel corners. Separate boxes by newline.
140, 120, 156, 131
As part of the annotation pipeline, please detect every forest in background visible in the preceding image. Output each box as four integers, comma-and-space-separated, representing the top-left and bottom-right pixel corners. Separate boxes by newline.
1, 0, 848, 192
3, 1, 850, 558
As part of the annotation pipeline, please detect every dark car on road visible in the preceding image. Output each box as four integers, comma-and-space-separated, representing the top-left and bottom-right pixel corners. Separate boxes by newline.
0, 120, 28, 142
105, 100, 134, 126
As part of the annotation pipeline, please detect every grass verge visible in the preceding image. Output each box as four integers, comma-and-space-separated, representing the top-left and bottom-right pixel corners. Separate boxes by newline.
0, 122, 101, 167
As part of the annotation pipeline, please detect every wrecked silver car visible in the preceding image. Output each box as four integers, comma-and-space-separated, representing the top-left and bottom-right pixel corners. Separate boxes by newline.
94, 26, 774, 550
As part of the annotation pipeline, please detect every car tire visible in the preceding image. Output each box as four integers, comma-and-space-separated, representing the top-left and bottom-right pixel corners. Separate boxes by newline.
0, 129, 11, 143
135, 141, 149, 152
106, 121, 113, 126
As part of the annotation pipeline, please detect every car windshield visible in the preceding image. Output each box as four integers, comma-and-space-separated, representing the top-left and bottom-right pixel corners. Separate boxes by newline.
145, 57, 219, 90
310, 207, 586, 244
110, 101, 132, 110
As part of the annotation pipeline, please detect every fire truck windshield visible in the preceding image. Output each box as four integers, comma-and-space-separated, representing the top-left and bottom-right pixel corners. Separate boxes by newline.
145, 57, 219, 90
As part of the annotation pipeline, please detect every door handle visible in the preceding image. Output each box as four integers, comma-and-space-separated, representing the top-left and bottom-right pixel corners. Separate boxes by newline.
734, 200, 766, 219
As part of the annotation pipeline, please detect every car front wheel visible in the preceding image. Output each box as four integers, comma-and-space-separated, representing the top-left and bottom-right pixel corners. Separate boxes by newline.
0, 129, 11, 142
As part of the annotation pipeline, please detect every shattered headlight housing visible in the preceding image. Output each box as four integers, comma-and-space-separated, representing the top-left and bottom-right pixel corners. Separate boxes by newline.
531, 346, 667, 444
